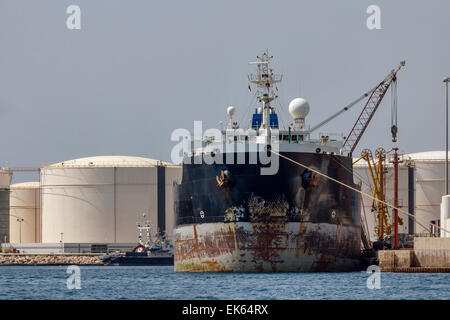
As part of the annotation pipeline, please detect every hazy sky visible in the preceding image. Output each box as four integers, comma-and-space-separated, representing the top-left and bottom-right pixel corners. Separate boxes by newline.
1, 0, 450, 183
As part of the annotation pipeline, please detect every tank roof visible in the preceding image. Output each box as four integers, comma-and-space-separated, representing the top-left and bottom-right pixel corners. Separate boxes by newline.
404, 150, 450, 161
354, 150, 450, 167
10, 182, 40, 189
43, 156, 175, 168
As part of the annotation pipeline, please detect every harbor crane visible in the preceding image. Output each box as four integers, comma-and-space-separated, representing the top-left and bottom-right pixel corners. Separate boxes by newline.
342, 61, 404, 155
341, 61, 405, 247
312, 61, 406, 248
310, 61, 405, 156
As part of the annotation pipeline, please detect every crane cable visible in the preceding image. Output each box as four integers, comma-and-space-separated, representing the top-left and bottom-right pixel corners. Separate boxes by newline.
271, 149, 449, 235
391, 78, 398, 142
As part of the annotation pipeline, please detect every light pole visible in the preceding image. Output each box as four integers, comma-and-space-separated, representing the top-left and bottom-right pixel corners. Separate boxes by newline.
393, 148, 399, 249
445, 77, 450, 195
16, 218, 24, 243
10, 214, 24, 243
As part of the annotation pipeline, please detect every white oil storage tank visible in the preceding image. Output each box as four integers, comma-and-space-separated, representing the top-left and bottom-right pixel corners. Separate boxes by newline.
40, 156, 181, 243
0, 169, 12, 243
9, 182, 40, 243
409, 151, 449, 234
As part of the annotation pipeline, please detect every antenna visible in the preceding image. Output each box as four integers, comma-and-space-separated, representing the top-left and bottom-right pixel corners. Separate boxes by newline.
248, 50, 283, 144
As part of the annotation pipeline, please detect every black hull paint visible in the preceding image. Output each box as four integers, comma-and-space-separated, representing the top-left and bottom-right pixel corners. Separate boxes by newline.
175, 152, 359, 225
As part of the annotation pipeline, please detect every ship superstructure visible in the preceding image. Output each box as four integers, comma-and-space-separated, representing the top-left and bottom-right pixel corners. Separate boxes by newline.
190, 52, 344, 162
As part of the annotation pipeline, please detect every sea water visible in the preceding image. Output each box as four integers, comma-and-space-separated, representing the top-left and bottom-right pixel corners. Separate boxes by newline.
0, 266, 448, 300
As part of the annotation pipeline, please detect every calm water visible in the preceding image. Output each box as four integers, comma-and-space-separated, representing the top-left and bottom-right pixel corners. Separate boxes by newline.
0, 266, 448, 300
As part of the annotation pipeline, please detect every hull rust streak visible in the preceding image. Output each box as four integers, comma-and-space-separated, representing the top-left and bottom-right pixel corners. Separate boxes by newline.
175, 222, 360, 272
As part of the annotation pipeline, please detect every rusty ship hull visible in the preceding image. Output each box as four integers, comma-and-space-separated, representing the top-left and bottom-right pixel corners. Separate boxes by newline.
174, 152, 361, 272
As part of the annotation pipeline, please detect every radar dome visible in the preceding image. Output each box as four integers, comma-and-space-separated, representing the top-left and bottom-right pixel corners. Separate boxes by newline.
227, 106, 236, 117
289, 98, 310, 119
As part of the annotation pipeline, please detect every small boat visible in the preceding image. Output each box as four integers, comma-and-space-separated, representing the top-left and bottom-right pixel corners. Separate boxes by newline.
100, 214, 174, 266
100, 251, 174, 266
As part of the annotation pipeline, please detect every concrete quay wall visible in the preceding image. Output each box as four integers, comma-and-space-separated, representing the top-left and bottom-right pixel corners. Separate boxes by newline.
378, 238, 450, 270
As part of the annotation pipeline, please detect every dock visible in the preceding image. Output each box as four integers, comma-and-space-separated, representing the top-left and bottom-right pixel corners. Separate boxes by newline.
0, 253, 102, 265
381, 267, 450, 273
377, 238, 450, 272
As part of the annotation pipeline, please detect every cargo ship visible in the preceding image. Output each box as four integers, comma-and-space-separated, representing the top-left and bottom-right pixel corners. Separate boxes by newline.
173, 51, 361, 272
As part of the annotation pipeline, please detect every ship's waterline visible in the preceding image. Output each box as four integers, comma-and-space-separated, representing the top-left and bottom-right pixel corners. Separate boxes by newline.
174, 222, 361, 272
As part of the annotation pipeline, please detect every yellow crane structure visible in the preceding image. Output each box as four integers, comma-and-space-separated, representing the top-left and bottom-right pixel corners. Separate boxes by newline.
353, 148, 403, 241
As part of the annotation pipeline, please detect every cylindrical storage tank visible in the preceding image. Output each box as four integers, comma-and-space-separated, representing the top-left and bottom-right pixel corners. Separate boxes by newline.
0, 169, 12, 243
40, 156, 181, 243
9, 182, 40, 243
409, 151, 448, 234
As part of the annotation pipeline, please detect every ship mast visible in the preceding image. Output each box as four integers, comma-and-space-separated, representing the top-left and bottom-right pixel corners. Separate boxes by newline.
248, 51, 282, 144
